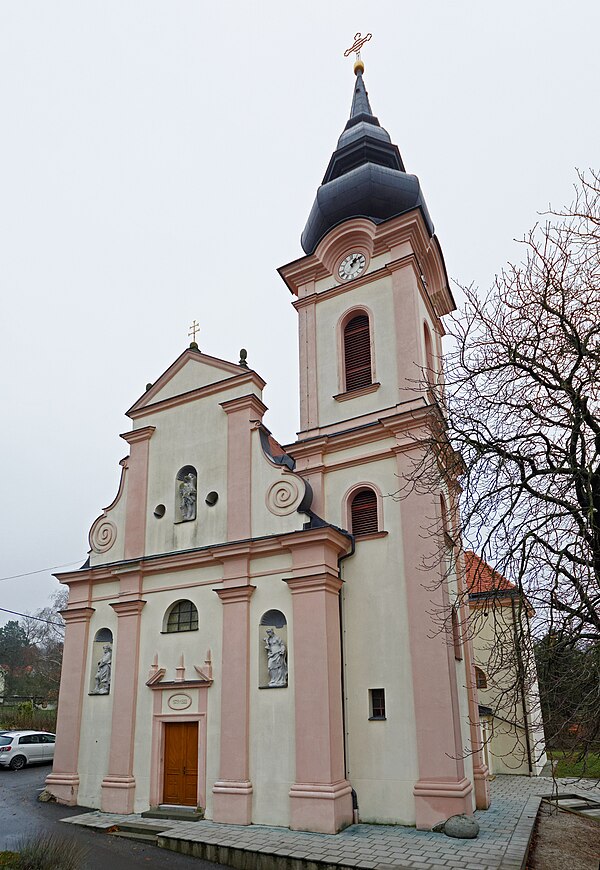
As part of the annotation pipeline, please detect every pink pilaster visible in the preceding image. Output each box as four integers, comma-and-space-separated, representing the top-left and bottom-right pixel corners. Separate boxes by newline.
396, 449, 474, 829
45, 603, 95, 805
220, 394, 267, 541
294, 289, 319, 432
284, 528, 353, 834
212, 583, 256, 824
100, 596, 146, 813
455, 547, 490, 809
120, 426, 155, 559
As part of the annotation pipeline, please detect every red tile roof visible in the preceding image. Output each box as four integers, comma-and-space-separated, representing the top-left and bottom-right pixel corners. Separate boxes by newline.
465, 551, 515, 595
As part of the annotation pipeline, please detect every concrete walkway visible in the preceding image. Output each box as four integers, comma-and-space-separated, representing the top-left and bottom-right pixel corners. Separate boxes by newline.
62, 776, 600, 870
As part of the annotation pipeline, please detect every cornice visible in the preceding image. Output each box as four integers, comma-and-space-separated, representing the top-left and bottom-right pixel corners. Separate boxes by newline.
127, 372, 266, 421
120, 426, 156, 445
284, 572, 343, 595
278, 212, 453, 316
54, 526, 351, 586
219, 393, 268, 416
109, 598, 147, 616
60, 606, 95, 624
214, 584, 256, 604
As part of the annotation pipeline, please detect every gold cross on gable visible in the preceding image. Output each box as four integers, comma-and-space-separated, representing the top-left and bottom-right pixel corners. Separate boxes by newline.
344, 31, 372, 60
188, 320, 200, 343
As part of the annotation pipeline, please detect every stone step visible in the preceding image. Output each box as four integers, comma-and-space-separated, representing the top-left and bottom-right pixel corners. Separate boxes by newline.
142, 806, 204, 822
109, 831, 159, 844
114, 821, 167, 835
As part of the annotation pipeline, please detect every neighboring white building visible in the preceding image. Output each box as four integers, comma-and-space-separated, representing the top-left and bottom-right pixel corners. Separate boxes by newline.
46, 63, 492, 832
466, 552, 547, 776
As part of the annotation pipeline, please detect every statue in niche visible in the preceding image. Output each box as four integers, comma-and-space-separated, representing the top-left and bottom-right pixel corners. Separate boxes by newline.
179, 473, 197, 521
264, 628, 287, 687
92, 644, 112, 694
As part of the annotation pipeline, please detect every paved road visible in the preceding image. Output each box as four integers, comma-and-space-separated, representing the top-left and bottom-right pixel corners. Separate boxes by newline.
0, 764, 231, 869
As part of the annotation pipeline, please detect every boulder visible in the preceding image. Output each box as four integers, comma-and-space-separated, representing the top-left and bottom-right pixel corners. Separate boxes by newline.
432, 813, 479, 839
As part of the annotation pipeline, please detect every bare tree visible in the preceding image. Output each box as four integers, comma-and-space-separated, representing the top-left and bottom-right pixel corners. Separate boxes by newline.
403, 172, 600, 769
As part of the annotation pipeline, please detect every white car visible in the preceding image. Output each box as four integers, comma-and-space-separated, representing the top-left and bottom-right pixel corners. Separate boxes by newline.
0, 730, 56, 770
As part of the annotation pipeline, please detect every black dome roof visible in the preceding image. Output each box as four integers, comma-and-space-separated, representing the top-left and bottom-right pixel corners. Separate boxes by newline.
301, 71, 433, 255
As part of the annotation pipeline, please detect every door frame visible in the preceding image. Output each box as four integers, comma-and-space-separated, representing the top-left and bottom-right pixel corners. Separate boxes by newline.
150, 712, 207, 809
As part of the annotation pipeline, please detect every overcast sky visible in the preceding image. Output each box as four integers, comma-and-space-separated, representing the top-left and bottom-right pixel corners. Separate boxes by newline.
1, 1, 598, 626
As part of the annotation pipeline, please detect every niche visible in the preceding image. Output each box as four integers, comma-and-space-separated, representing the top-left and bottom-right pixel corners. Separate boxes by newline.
259, 610, 288, 689
89, 628, 113, 695
175, 465, 197, 523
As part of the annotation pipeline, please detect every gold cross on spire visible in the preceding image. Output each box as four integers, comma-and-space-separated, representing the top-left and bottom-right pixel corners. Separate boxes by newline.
188, 319, 200, 346
344, 31, 372, 61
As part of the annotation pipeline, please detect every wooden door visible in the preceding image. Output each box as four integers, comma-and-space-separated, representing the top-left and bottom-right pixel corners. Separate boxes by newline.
163, 722, 198, 806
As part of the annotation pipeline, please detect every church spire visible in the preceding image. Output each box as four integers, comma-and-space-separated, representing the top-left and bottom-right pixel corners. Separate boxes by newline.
300, 62, 433, 255
349, 68, 374, 120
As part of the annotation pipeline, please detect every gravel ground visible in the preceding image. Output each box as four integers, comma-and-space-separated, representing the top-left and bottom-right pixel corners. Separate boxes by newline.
528, 803, 600, 869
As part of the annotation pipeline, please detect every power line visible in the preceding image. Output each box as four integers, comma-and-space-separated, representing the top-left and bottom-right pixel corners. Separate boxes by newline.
0, 561, 81, 584
0, 607, 64, 628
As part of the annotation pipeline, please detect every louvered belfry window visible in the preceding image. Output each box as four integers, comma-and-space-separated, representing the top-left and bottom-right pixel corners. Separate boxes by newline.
351, 489, 378, 537
344, 314, 372, 391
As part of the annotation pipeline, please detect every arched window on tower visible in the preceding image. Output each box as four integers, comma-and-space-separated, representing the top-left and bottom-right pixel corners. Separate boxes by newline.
344, 313, 372, 392
350, 488, 379, 537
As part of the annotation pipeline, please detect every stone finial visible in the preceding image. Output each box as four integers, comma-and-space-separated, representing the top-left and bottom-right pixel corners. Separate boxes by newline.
239, 348, 248, 367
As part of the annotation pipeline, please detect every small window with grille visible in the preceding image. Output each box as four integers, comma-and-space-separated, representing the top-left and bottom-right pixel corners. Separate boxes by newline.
350, 488, 378, 537
344, 314, 372, 391
369, 688, 386, 720
164, 600, 199, 633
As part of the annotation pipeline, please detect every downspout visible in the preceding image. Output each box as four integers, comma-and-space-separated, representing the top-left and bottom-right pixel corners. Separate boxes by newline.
511, 597, 534, 775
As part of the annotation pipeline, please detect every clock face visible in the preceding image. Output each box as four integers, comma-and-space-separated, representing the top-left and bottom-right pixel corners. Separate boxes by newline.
338, 252, 366, 281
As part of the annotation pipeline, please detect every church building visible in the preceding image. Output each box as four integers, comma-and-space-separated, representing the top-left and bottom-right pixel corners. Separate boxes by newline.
46, 56, 491, 833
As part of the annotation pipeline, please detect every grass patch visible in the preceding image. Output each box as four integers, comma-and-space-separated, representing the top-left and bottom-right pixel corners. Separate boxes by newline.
0, 836, 86, 870
550, 750, 600, 778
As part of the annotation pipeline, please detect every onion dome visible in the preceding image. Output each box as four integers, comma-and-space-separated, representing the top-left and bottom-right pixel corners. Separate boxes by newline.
301, 69, 433, 255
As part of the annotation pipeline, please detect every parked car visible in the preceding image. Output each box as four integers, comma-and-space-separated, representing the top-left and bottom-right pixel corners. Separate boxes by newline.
0, 731, 56, 770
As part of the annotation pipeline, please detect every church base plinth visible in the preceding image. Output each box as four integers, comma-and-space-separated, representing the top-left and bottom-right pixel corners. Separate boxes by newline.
413, 778, 474, 830
289, 781, 354, 833
100, 775, 137, 813
45, 773, 79, 806
473, 766, 491, 809
212, 781, 253, 825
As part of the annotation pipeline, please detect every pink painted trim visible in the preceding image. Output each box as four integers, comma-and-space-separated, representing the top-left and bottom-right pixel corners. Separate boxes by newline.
342, 481, 385, 535
45, 603, 94, 805
333, 382, 380, 402
149, 709, 208, 809
101, 598, 146, 813
220, 395, 266, 541
119, 427, 155, 560
127, 347, 263, 417
395, 452, 475, 829
285, 542, 353, 833
212, 583, 255, 825
314, 217, 376, 278
297, 298, 319, 432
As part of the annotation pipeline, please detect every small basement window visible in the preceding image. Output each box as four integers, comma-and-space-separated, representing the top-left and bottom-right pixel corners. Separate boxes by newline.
369, 688, 386, 720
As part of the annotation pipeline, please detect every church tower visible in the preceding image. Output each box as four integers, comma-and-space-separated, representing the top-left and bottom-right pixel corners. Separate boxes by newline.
280, 60, 490, 828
